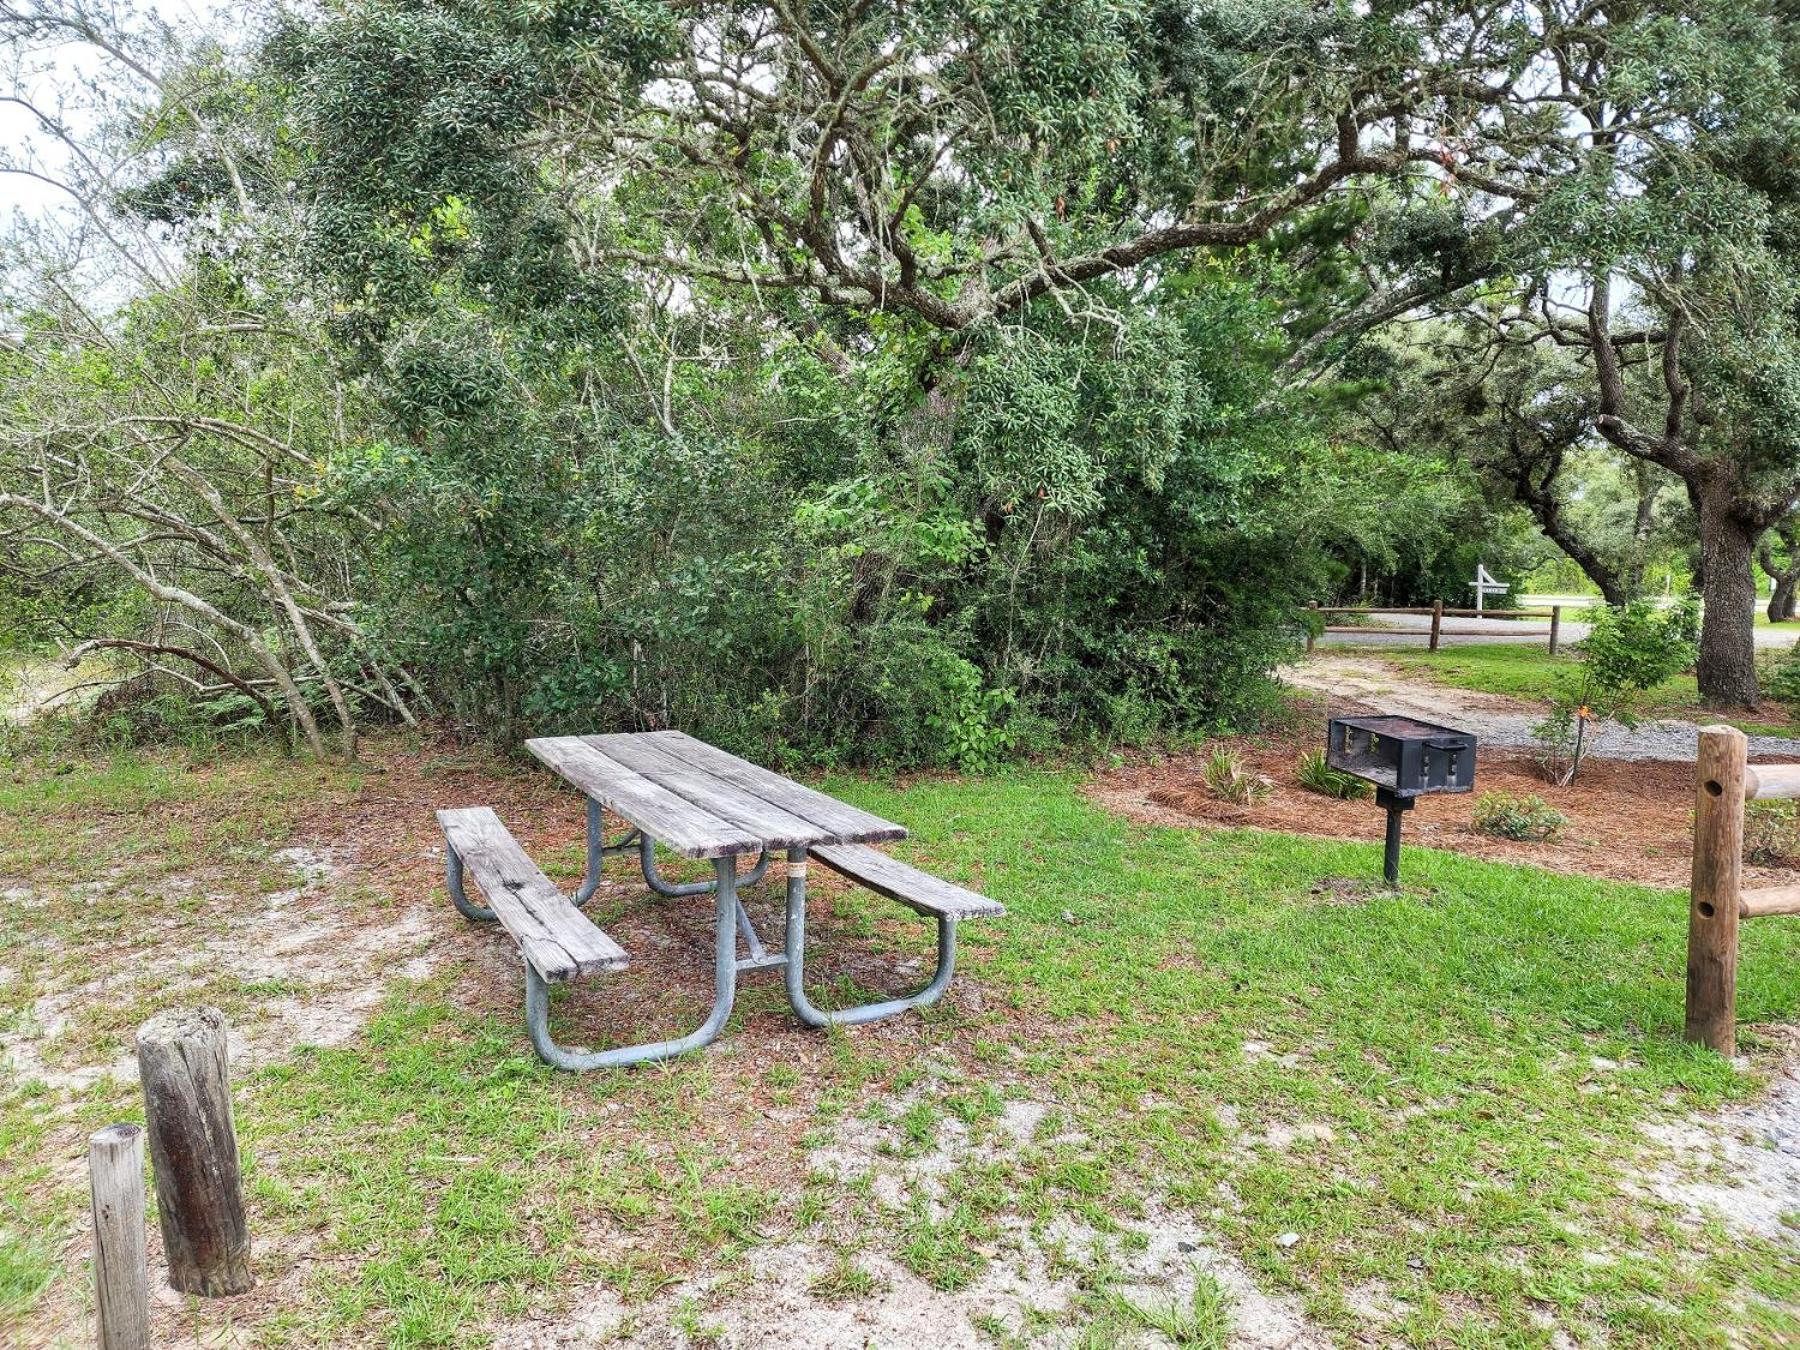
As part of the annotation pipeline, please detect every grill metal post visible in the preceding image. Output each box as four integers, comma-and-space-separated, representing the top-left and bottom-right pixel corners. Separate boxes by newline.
1376, 787, 1413, 887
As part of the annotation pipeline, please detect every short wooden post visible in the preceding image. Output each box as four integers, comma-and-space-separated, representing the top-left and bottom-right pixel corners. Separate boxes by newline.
136, 1008, 253, 1295
1305, 600, 1319, 653
1548, 605, 1562, 655
89, 1124, 150, 1350
1428, 598, 1444, 652
1686, 726, 1747, 1056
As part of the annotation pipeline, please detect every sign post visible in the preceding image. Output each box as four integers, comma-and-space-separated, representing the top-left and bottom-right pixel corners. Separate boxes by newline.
1469, 563, 1506, 613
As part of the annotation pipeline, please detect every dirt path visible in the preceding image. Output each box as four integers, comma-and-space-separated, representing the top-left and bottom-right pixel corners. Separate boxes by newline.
1282, 653, 1799, 762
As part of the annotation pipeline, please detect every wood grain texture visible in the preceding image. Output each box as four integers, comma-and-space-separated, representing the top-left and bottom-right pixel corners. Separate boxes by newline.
1686, 726, 1746, 1055
135, 1007, 253, 1296
438, 807, 628, 981
525, 736, 764, 858
812, 843, 1004, 920
1744, 762, 1800, 800
586, 733, 822, 849
89, 1124, 150, 1350
643, 731, 906, 845
1739, 883, 1800, 918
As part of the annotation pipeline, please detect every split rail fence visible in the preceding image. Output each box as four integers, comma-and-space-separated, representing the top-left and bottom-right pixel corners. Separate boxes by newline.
1688, 726, 1800, 1055
1303, 600, 1564, 654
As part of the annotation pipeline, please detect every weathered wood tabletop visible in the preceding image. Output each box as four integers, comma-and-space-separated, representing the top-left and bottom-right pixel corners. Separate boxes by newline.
524, 730, 905, 858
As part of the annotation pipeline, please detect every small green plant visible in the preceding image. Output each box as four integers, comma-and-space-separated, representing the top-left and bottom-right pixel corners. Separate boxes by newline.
1746, 799, 1800, 864
1112, 1268, 1235, 1346
1763, 647, 1800, 706
1533, 598, 1699, 783
1473, 791, 1567, 841
1295, 748, 1370, 800
809, 1251, 883, 1301
1202, 747, 1271, 805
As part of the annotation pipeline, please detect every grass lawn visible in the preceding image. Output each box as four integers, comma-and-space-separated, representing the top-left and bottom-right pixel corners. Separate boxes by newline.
3, 741, 1798, 1346
1351, 642, 1800, 740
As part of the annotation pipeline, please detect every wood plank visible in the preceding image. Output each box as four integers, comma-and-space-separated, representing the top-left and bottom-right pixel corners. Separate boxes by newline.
584, 734, 823, 850
813, 843, 1003, 920
438, 807, 628, 980
525, 736, 764, 858
1744, 762, 1800, 800
643, 731, 906, 846
1740, 883, 1800, 918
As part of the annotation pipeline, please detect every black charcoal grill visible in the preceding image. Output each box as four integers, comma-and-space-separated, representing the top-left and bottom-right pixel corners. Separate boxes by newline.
1327, 714, 1477, 885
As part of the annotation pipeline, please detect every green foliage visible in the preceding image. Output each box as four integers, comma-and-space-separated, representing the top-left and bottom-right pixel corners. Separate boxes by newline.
1201, 747, 1271, 806
1530, 600, 1701, 783
1579, 599, 1701, 706
1295, 749, 1370, 801
1761, 648, 1800, 706
1472, 792, 1567, 842
1745, 799, 1800, 865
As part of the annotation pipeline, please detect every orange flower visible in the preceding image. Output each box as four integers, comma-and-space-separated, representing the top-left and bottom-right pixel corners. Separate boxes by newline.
1577, 705, 1590, 719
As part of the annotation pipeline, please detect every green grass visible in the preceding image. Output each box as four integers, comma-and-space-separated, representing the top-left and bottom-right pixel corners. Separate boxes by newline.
2, 746, 1799, 1344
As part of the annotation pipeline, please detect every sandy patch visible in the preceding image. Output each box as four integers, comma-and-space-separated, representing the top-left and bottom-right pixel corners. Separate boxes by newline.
1639, 1030, 1800, 1245
1, 844, 443, 1093
497, 1054, 1329, 1348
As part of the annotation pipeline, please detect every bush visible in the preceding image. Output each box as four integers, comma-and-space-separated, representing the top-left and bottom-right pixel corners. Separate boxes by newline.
1201, 747, 1272, 805
1762, 647, 1800, 706
1579, 597, 1699, 698
1472, 791, 1566, 841
1532, 597, 1699, 783
1295, 748, 1370, 799
1746, 799, 1800, 864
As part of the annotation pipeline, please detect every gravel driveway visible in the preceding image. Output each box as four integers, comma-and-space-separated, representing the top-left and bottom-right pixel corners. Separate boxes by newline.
1283, 654, 1799, 762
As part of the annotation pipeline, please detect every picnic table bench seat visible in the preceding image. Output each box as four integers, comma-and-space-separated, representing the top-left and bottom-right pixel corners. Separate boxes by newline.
436, 807, 627, 982
811, 843, 1004, 920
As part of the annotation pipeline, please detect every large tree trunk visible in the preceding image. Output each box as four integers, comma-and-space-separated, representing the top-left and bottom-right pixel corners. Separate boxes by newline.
1696, 491, 1762, 708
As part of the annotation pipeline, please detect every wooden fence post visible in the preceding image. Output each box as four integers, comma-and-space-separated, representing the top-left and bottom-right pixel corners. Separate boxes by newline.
136, 1008, 253, 1295
1687, 726, 1747, 1055
89, 1124, 150, 1350
1428, 599, 1444, 652
1548, 605, 1562, 655
1306, 600, 1319, 653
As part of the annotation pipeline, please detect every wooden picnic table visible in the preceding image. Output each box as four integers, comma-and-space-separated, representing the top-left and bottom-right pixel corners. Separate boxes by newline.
526, 730, 906, 858
435, 730, 1001, 1070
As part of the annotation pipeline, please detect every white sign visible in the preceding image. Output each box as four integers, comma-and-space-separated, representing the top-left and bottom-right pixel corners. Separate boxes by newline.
1469, 563, 1507, 613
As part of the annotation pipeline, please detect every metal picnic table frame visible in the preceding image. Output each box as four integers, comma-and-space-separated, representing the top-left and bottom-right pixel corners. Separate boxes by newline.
445, 731, 966, 1070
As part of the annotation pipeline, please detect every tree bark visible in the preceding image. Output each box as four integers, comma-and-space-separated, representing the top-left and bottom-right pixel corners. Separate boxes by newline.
1770, 577, 1796, 624
135, 1007, 253, 1296
1696, 489, 1762, 708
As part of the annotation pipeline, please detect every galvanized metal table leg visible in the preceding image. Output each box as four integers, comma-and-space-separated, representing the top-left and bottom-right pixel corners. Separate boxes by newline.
524, 854, 741, 1069
574, 800, 643, 909
444, 836, 495, 921
640, 834, 770, 895
640, 834, 772, 956
782, 845, 958, 1028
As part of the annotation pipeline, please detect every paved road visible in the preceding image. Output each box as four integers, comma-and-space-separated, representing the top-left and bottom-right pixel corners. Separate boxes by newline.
1319, 613, 1800, 651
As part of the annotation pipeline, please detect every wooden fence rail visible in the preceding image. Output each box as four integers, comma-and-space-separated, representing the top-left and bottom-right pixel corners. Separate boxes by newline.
1687, 726, 1800, 1055
1303, 600, 1563, 654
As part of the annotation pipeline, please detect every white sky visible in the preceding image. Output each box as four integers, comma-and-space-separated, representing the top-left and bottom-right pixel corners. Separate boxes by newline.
1, 0, 239, 228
